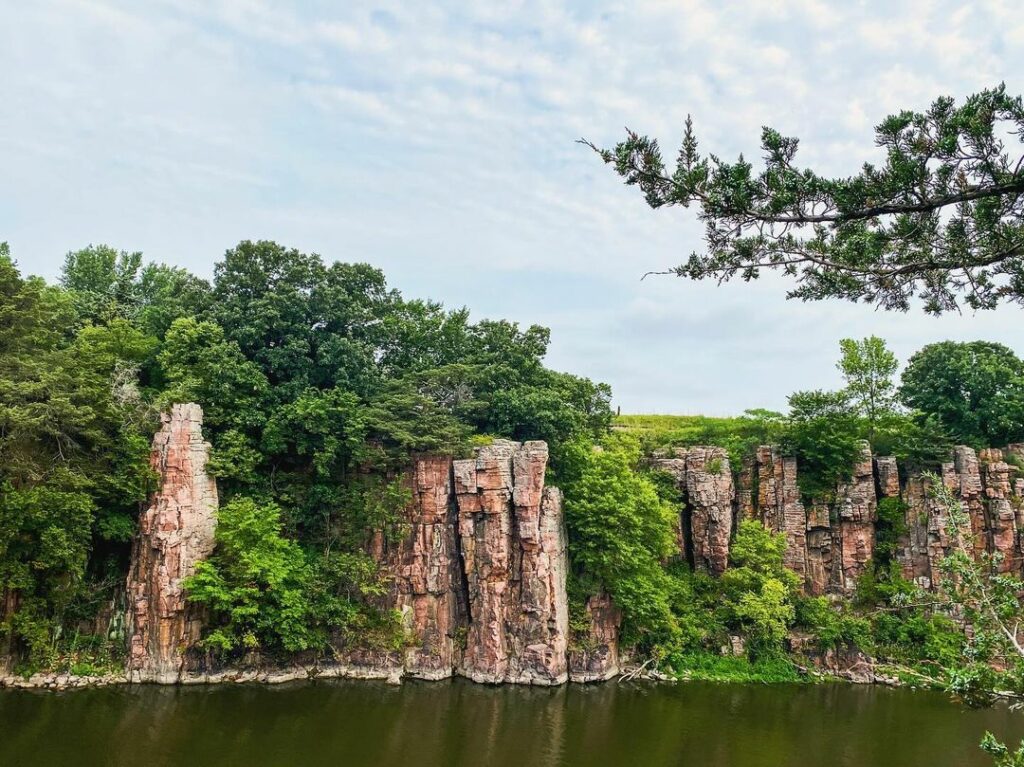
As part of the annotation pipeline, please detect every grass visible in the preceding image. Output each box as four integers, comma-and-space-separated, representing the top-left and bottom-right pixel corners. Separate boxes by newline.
668, 652, 807, 684
614, 413, 785, 466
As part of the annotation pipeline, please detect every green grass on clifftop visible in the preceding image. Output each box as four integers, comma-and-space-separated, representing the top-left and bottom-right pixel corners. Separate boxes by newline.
613, 413, 783, 463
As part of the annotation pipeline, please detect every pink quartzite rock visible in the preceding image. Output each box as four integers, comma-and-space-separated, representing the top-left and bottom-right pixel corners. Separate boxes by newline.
979, 449, 1019, 574
126, 404, 218, 683
924, 462, 959, 589
453, 440, 569, 685
736, 453, 757, 520
875, 456, 900, 499
380, 455, 463, 679
651, 447, 734, 575
804, 501, 834, 596
899, 473, 933, 588
754, 446, 807, 579
954, 446, 987, 557
835, 443, 876, 594
568, 593, 621, 682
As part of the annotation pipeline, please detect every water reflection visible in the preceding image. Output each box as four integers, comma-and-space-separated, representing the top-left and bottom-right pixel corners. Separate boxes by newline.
1, 679, 1022, 767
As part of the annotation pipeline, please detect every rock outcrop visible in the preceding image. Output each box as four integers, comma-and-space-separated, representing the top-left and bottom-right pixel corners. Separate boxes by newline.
373, 454, 464, 680
753, 446, 807, 580
835, 443, 877, 594
118, 404, 1024, 688
126, 404, 219, 683
568, 592, 621, 682
453, 440, 569, 685
651, 447, 734, 575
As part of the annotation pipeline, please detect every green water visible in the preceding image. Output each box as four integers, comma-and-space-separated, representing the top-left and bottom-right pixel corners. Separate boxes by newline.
1, 679, 1022, 767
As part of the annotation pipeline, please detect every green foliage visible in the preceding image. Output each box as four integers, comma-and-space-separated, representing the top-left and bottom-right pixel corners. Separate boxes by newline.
669, 651, 803, 683
563, 435, 679, 654
795, 596, 872, 652
875, 497, 910, 564
184, 497, 397, 656
1, 239, 611, 671
838, 336, 898, 441
613, 410, 785, 468
981, 733, 1024, 767
720, 521, 801, 658
900, 341, 1024, 447
0, 247, 154, 664
781, 389, 862, 497
590, 85, 1024, 313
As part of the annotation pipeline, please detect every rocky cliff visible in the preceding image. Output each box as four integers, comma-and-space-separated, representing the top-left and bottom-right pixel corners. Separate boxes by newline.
124, 414, 596, 685
124, 404, 1022, 687
736, 441, 1024, 595
125, 403, 219, 683
650, 439, 1023, 596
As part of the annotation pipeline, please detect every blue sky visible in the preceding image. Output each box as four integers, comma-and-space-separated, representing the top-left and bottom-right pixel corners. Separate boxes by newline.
2, 0, 1023, 413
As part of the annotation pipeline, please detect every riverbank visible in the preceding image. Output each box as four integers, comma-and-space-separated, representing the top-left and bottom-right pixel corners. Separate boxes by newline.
0, 652, 908, 692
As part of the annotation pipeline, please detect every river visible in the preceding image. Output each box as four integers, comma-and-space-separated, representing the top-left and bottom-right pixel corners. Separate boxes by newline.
2, 679, 1022, 766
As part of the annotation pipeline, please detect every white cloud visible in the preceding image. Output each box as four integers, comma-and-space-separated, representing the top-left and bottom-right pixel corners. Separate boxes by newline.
1, 0, 1022, 412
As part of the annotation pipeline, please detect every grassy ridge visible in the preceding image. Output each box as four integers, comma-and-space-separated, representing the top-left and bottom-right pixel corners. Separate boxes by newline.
613, 413, 783, 465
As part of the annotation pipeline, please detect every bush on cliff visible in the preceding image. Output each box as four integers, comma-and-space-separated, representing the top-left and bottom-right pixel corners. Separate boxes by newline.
562, 434, 683, 656
184, 497, 399, 657
720, 521, 801, 659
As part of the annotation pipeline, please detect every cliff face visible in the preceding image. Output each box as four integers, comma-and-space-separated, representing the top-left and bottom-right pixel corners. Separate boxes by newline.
453, 440, 569, 684
737, 442, 1024, 595
127, 417, 585, 685
651, 447, 734, 575
126, 404, 218, 683
126, 404, 1020, 686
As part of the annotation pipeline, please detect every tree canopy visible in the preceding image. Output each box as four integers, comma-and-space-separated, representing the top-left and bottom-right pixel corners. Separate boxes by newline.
900, 341, 1024, 447
0, 240, 612, 668
588, 85, 1024, 313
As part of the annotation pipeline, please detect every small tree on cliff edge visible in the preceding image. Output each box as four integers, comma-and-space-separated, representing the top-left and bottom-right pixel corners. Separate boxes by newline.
837, 336, 898, 442
585, 85, 1024, 314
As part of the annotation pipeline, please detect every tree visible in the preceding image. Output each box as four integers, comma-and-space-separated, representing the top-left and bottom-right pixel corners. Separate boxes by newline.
721, 521, 800, 658
60, 245, 143, 324
562, 435, 680, 653
587, 85, 1024, 313
900, 341, 1024, 447
782, 389, 862, 496
0, 248, 154, 666
184, 497, 397, 656
838, 336, 898, 440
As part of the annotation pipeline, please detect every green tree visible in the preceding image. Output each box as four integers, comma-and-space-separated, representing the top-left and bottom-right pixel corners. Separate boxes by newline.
588, 85, 1024, 313
721, 521, 801, 658
184, 497, 395, 656
562, 435, 680, 654
60, 245, 143, 324
782, 389, 862, 496
838, 336, 898, 441
900, 341, 1024, 446
0, 247, 154, 666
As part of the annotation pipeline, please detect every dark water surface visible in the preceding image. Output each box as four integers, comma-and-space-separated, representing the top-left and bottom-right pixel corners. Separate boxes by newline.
2, 679, 1023, 767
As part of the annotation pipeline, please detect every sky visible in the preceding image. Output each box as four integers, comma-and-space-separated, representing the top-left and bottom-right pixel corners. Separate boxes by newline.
2, 0, 1023, 414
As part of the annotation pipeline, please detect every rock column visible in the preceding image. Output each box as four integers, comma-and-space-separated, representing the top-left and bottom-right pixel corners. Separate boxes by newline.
385, 455, 464, 679
126, 404, 218, 683
453, 440, 569, 685
652, 447, 734, 575
835, 443, 877, 594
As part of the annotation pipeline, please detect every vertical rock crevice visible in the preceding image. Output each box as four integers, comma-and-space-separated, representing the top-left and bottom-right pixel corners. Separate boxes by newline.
651, 447, 734, 576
